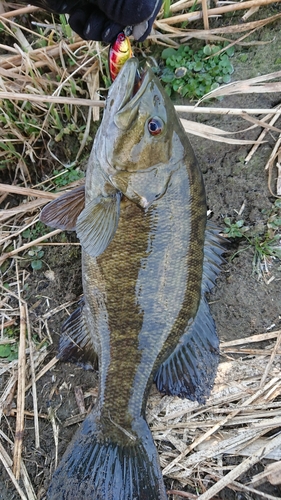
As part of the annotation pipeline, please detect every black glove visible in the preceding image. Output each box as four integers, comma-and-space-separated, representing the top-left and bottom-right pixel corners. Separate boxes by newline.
23, 0, 162, 42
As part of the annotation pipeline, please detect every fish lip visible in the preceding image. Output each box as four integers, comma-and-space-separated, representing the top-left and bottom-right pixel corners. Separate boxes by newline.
106, 58, 140, 114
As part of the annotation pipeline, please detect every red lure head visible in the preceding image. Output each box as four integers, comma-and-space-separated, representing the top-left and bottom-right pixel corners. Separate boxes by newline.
109, 32, 133, 82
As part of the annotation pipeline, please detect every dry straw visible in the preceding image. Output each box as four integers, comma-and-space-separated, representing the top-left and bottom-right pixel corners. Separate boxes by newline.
1, 1, 281, 498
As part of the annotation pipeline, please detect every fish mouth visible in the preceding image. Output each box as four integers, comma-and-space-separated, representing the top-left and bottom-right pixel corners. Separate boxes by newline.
107, 58, 149, 115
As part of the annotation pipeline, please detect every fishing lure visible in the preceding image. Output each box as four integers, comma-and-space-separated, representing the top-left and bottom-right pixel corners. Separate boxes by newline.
109, 32, 133, 81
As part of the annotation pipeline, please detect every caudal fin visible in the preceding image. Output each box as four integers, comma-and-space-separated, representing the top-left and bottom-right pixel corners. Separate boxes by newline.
47, 411, 167, 500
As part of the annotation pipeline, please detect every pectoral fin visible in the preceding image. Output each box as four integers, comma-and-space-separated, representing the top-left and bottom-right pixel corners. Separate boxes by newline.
76, 192, 121, 257
40, 185, 85, 230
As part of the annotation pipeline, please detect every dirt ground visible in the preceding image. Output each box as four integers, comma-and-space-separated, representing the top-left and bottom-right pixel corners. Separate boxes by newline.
1, 11, 281, 500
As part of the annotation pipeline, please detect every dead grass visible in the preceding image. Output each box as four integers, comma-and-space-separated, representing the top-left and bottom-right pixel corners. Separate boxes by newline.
1, 1, 281, 499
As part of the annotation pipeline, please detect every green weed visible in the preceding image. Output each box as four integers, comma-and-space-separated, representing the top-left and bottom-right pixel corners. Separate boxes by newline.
22, 221, 50, 240
27, 247, 45, 271
52, 166, 84, 187
0, 342, 18, 361
160, 43, 235, 100
224, 200, 281, 276
223, 218, 248, 238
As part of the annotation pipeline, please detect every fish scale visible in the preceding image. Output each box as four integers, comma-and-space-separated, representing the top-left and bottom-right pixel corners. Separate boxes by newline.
40, 58, 225, 499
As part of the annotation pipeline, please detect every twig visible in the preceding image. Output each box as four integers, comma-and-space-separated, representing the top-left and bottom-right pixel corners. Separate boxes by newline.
221, 330, 281, 347
244, 104, 281, 164
0, 90, 104, 107
167, 490, 198, 499
160, 0, 281, 24
197, 433, 281, 500
260, 331, 281, 388
26, 306, 40, 449
0, 183, 58, 199
162, 375, 281, 475
201, 0, 209, 31
0, 229, 62, 265
12, 263, 26, 479
0, 442, 28, 500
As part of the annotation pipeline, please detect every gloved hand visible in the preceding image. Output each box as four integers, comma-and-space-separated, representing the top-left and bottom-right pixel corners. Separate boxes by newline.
24, 0, 162, 42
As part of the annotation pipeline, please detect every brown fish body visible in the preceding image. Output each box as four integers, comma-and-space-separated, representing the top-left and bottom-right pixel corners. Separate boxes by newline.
42, 59, 224, 499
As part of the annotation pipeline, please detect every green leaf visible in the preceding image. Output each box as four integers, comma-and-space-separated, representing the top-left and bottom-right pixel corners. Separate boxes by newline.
236, 220, 245, 228
226, 46, 235, 57
31, 260, 43, 270
194, 61, 203, 72
161, 48, 177, 59
223, 74, 231, 84
203, 45, 212, 56
0, 344, 12, 357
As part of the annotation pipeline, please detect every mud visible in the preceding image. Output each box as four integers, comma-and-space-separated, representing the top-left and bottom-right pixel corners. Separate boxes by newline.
1, 13, 281, 500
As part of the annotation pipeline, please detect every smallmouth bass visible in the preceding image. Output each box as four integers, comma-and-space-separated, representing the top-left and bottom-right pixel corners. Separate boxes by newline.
41, 58, 224, 500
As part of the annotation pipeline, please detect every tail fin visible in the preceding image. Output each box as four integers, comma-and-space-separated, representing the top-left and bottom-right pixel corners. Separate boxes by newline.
47, 412, 167, 500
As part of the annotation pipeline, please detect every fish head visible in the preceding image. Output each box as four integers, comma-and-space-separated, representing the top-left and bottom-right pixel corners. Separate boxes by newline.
99, 58, 190, 208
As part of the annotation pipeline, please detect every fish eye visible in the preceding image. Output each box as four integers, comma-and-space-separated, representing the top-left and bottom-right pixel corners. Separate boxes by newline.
148, 117, 164, 136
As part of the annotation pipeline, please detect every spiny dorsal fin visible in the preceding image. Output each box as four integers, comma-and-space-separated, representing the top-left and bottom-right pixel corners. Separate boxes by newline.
40, 185, 85, 230
58, 299, 97, 370
76, 192, 121, 257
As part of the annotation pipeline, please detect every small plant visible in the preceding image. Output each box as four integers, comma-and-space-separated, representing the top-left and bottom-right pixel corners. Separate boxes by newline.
224, 200, 281, 277
0, 326, 19, 361
52, 166, 84, 187
223, 218, 248, 238
160, 43, 235, 100
27, 247, 45, 271
0, 342, 18, 361
22, 221, 50, 240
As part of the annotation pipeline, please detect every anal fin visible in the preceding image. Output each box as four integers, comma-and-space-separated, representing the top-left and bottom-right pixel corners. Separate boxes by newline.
58, 298, 97, 370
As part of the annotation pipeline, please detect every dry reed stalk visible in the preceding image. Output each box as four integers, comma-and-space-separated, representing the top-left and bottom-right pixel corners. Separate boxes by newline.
162, 387, 262, 475
260, 331, 281, 388
20, 464, 37, 500
244, 104, 281, 164
12, 266, 26, 479
0, 183, 58, 199
176, 105, 281, 116
221, 329, 281, 346
0, 199, 51, 223
1, 4, 39, 19
0, 229, 62, 265
160, 0, 281, 25
0, 90, 104, 107
251, 461, 281, 486
26, 306, 40, 449
0, 442, 28, 500
201, 0, 209, 31
197, 432, 281, 500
